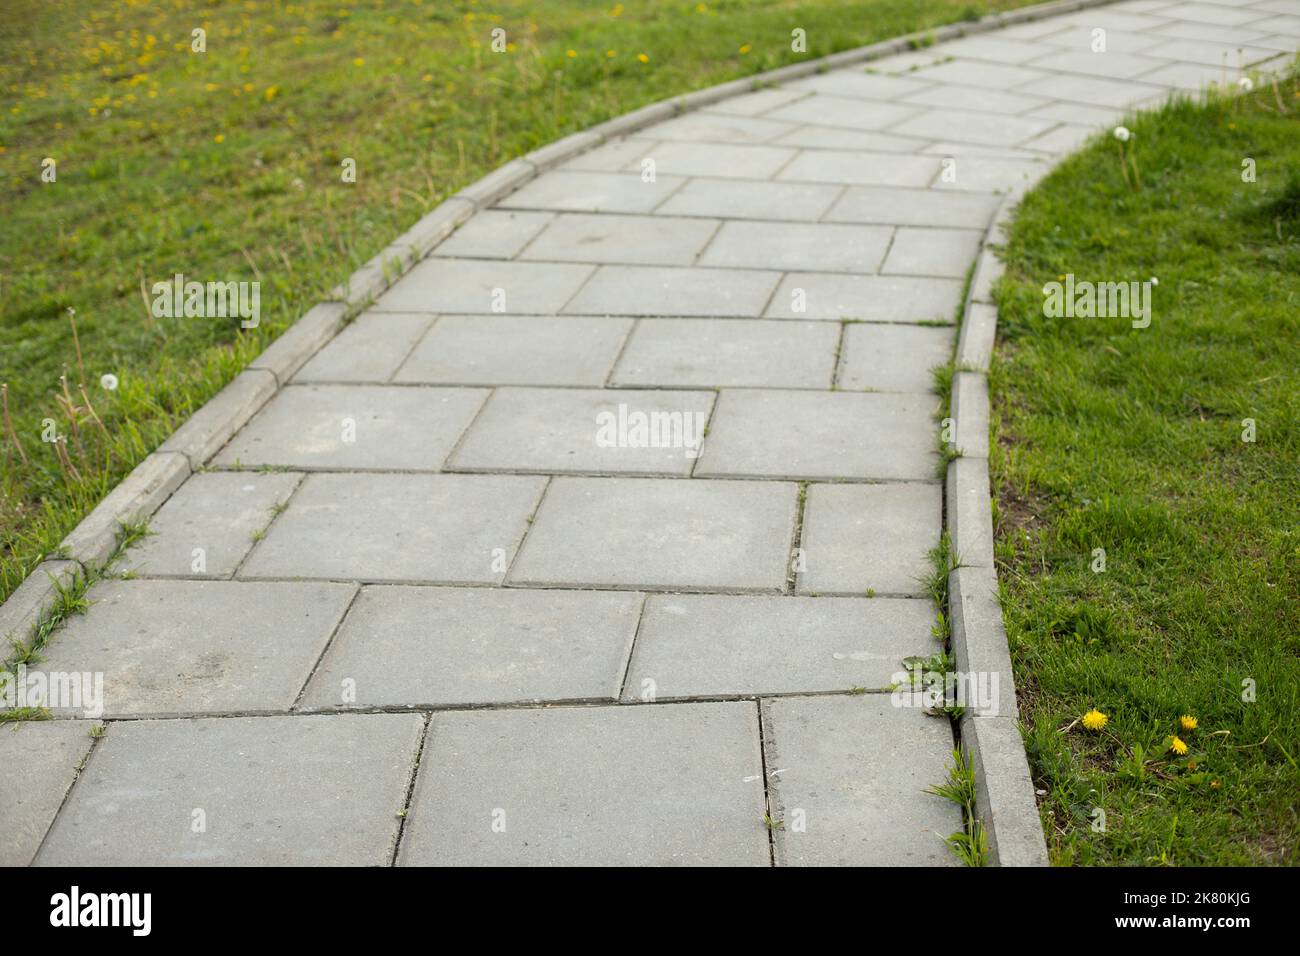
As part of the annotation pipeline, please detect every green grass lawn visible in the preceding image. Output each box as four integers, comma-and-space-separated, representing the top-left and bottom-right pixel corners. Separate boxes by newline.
992, 72, 1300, 865
0, 0, 1031, 604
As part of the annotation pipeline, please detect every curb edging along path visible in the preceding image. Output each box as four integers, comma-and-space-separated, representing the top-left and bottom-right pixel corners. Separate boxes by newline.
2, 0, 1149, 865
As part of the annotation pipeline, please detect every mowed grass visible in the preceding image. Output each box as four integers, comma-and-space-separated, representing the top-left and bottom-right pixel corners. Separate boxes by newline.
0, 0, 1031, 604
992, 71, 1300, 865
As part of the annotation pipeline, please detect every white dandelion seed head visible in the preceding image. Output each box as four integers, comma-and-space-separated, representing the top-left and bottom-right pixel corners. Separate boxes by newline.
1113, 126, 1131, 142
100, 373, 119, 391
1239, 77, 1254, 92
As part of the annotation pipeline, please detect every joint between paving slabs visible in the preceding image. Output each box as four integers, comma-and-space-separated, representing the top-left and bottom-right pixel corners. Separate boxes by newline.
756, 698, 777, 866
31, 722, 107, 866
229, 471, 307, 580
498, 474, 554, 585
290, 582, 364, 711
785, 481, 810, 594
390, 711, 433, 866
614, 592, 651, 702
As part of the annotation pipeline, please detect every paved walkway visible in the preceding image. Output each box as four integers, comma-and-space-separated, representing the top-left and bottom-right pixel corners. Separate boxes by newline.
6, 0, 1299, 866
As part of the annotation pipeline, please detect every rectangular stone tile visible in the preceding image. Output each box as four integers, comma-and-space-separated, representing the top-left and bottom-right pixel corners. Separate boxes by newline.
766, 273, 963, 323
432, 210, 555, 258
509, 476, 797, 592
633, 141, 797, 179
1249, 14, 1300, 36
640, 111, 797, 144
394, 315, 631, 386
497, 170, 687, 213
837, 322, 953, 393
784, 70, 933, 100
1139, 37, 1283, 67
1027, 49, 1178, 80
1020, 74, 1171, 108
826, 185, 1001, 229
518, 213, 718, 266
624, 594, 934, 697
1160, 2, 1279, 26
777, 149, 941, 187
709, 87, 811, 116
399, 702, 769, 866
447, 387, 714, 476
611, 318, 838, 389
300, 586, 642, 708
1033, 24, 1170, 54
797, 482, 942, 595
561, 138, 656, 172
698, 220, 891, 273
888, 109, 1055, 148
564, 265, 781, 317
933, 155, 1050, 192
654, 178, 843, 221
765, 94, 920, 131
293, 311, 434, 383
1053, 9, 1175, 31
1023, 99, 1125, 127
901, 83, 1048, 114
38, 579, 355, 716
374, 258, 594, 314
125, 471, 301, 577
240, 473, 546, 584
695, 390, 938, 481
881, 226, 983, 279
37, 713, 423, 865
909, 59, 1053, 89
0, 721, 93, 866
214, 384, 487, 471
762, 695, 961, 866
937, 35, 1054, 64
1132, 60, 1245, 91
1019, 123, 1097, 155
771, 125, 932, 152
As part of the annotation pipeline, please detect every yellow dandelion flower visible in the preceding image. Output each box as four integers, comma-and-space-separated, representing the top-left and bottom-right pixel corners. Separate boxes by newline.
739, 43, 752, 54
353, 57, 365, 67
1081, 709, 1108, 731
566, 50, 576, 58
213, 133, 225, 143
422, 73, 433, 81
606, 49, 616, 58
1210, 779, 1221, 790
264, 86, 278, 101
1180, 715, 1198, 731
637, 53, 649, 63
1170, 735, 1188, 756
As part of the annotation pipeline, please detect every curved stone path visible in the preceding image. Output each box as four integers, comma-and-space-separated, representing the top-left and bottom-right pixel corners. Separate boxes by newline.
5, 0, 1298, 866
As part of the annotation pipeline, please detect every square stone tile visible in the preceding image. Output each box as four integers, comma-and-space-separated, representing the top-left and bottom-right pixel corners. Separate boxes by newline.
294, 312, 434, 383
784, 70, 933, 100
797, 482, 942, 595
641, 112, 797, 144
699, 221, 892, 273
509, 477, 797, 592
837, 322, 953, 393
394, 315, 632, 386
766, 94, 918, 131
498, 170, 687, 213
881, 227, 984, 278
777, 149, 941, 187
611, 318, 838, 389
433, 210, 554, 258
909, 59, 1053, 89
624, 594, 935, 698
398, 703, 769, 866
375, 258, 595, 314
826, 186, 1001, 229
889, 109, 1055, 148
632, 141, 797, 179
653, 177, 844, 222
564, 265, 781, 317
766, 274, 963, 323
38, 579, 356, 716
0, 721, 93, 866
447, 387, 715, 476
1026, 49, 1177, 79
300, 586, 642, 708
214, 384, 488, 471
695, 390, 938, 481
37, 713, 424, 865
240, 473, 547, 584
901, 83, 1048, 114
519, 213, 719, 266
762, 696, 961, 866
124, 471, 302, 577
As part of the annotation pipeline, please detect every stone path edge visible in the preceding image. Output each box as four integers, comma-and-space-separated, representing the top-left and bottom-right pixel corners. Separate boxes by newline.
945, 176, 1048, 867
0, 0, 1128, 860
